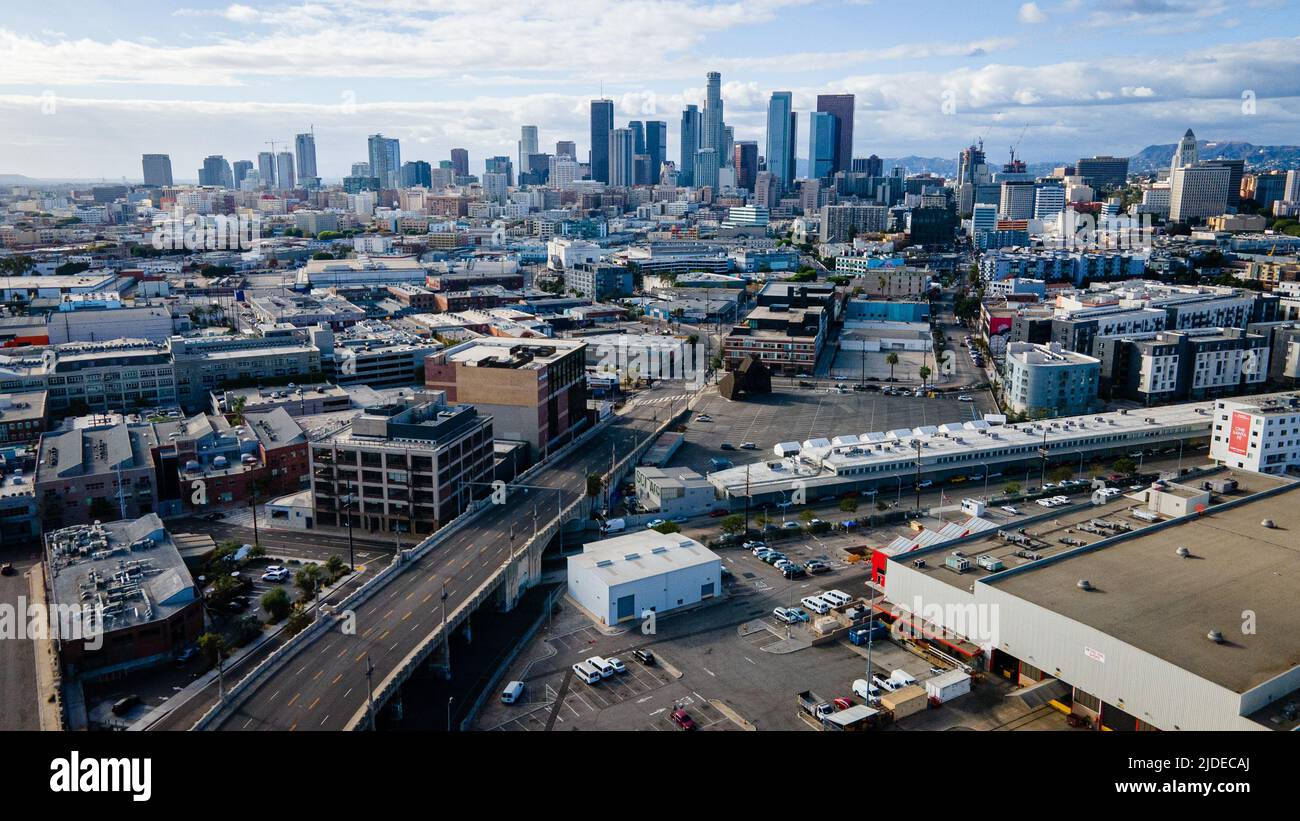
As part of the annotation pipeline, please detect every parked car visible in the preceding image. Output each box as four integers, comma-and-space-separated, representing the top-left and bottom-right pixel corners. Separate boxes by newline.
916, 479, 933, 489
670, 709, 697, 730
111, 695, 141, 716
782, 564, 807, 580
261, 566, 290, 583
832, 697, 853, 711
632, 649, 656, 666
805, 560, 831, 574
957, 395, 975, 402
607, 657, 627, 674
708, 509, 727, 518
773, 607, 800, 624
740, 442, 757, 450
720, 443, 736, 450
1000, 505, 1020, 515
0, 562, 14, 576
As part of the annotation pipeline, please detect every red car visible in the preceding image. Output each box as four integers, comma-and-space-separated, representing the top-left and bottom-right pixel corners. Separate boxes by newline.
832, 697, 853, 711
709, 509, 727, 518
670, 709, 696, 730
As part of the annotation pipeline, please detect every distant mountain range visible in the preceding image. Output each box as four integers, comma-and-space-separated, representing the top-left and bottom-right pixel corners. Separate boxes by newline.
1127, 141, 1300, 173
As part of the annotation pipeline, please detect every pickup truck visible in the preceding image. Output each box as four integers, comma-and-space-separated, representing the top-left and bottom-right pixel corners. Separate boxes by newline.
797, 690, 836, 721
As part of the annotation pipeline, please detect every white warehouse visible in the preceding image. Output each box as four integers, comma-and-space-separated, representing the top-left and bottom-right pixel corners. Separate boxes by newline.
567, 531, 722, 626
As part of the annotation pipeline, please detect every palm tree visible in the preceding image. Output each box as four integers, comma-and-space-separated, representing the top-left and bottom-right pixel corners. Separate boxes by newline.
918, 365, 931, 385
886, 351, 899, 382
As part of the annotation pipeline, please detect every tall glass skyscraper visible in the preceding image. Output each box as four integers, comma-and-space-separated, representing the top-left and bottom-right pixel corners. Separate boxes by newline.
294, 131, 317, 183
808, 112, 838, 180
680, 105, 701, 187
367, 134, 401, 188
702, 71, 724, 155
608, 128, 635, 187
518, 125, 538, 178
644, 121, 667, 184
589, 99, 614, 183
815, 93, 855, 174
765, 91, 796, 190
141, 154, 173, 187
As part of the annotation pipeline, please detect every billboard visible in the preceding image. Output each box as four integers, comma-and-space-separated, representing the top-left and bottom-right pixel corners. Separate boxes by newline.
1228, 411, 1252, 456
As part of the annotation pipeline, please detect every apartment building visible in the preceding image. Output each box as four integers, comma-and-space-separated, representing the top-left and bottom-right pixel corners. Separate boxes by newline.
1002, 341, 1101, 417
0, 340, 177, 417
167, 333, 322, 412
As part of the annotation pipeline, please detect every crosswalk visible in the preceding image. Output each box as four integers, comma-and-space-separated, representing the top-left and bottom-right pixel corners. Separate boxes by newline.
624, 393, 692, 409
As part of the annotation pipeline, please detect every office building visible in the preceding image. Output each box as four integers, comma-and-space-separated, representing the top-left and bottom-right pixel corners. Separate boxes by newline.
141, 154, 173, 187
424, 337, 588, 461
1170, 127, 1198, 173
808, 111, 837, 179
765, 91, 797, 191
589, 99, 614, 184
401, 160, 433, 188
450, 148, 469, 178
198, 155, 232, 188
295, 131, 318, 184
274, 151, 295, 191
167, 334, 321, 412
608, 127, 635, 187
999, 179, 1036, 220
680, 105, 701, 186
368, 134, 401, 189
232, 160, 254, 188
310, 396, 494, 536
702, 71, 724, 155
815, 93, 855, 174
1075, 156, 1129, 191
258, 151, 276, 187
820, 204, 888, 242
1170, 163, 1231, 223
694, 148, 720, 190
518, 125, 538, 178
733, 141, 758, 193
1211, 392, 1300, 475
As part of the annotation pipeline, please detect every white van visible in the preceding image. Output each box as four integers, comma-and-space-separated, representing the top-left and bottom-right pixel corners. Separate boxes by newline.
600, 518, 626, 534
800, 595, 831, 615
586, 656, 616, 679
501, 680, 525, 704
821, 590, 852, 608
572, 662, 601, 685
852, 678, 881, 702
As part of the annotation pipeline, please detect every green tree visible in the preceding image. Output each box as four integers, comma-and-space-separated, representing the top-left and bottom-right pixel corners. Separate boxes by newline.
260, 587, 291, 622
798, 508, 815, 524
719, 514, 746, 534
295, 564, 323, 600
1003, 481, 1021, 496
1048, 466, 1074, 483
839, 496, 859, 513
650, 521, 681, 534
1112, 457, 1137, 476
886, 351, 899, 381
325, 553, 346, 580
197, 632, 226, 665
918, 365, 931, 384
284, 604, 312, 637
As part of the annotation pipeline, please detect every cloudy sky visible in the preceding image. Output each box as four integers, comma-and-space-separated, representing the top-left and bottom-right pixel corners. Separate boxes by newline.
1, 0, 1297, 180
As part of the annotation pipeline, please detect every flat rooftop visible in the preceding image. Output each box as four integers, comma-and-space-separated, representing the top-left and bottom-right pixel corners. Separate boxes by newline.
570, 531, 719, 586
988, 478, 1300, 694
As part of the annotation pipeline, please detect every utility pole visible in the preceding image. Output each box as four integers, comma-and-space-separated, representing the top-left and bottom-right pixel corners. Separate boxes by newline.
344, 481, 355, 572
249, 483, 260, 551
365, 654, 376, 731
913, 441, 923, 512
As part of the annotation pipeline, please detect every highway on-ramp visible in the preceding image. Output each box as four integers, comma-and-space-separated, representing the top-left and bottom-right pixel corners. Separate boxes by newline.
203, 396, 678, 730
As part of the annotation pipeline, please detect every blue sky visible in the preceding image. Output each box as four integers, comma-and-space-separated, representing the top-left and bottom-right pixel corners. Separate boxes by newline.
1, 0, 1298, 180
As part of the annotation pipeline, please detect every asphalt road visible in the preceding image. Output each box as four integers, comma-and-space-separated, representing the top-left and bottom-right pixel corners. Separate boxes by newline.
0, 553, 41, 731
203, 393, 673, 731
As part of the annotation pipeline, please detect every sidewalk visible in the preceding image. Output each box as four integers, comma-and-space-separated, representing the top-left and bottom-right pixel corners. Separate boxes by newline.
27, 563, 65, 731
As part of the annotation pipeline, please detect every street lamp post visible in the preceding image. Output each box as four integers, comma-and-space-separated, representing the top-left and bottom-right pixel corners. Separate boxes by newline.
447, 696, 454, 732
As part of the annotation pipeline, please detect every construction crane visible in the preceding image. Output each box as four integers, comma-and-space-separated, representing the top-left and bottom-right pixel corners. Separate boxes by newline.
1009, 123, 1028, 166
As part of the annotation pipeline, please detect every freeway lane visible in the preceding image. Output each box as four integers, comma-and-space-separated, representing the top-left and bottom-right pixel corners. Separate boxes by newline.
206, 399, 671, 731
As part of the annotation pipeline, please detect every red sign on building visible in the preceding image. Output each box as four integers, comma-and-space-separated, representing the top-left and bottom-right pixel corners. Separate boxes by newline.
1228, 411, 1252, 456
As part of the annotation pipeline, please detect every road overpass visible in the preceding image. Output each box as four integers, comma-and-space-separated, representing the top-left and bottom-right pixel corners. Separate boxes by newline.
195, 392, 689, 731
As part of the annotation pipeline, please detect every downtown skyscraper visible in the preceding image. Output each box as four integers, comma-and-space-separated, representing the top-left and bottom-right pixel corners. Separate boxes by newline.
701, 71, 725, 163
608, 127, 635, 187
765, 91, 797, 191
141, 154, 173, 187
680, 104, 701, 187
294, 131, 317, 186
589, 98, 614, 184
808, 111, 837, 180
816, 93, 855, 174
644, 121, 667, 184
518, 125, 538, 178
368, 134, 401, 188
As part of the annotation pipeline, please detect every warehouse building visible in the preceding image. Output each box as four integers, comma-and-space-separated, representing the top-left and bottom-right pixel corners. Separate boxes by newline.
567, 531, 722, 626
876, 470, 1300, 731
708, 399, 1218, 506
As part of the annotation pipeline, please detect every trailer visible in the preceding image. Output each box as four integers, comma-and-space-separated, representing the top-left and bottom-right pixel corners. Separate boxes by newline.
925, 669, 972, 704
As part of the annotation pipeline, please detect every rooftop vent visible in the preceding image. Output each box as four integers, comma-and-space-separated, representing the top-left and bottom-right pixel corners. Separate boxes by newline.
1207, 630, 1225, 644
1261, 519, 1276, 529
1076, 579, 1093, 591
1175, 546, 1191, 558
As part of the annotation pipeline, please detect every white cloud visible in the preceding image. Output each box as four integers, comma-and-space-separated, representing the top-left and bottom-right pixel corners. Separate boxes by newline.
1018, 2, 1048, 24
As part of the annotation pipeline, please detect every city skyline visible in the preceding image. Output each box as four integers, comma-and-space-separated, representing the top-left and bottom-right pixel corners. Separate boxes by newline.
1, 1, 1298, 180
